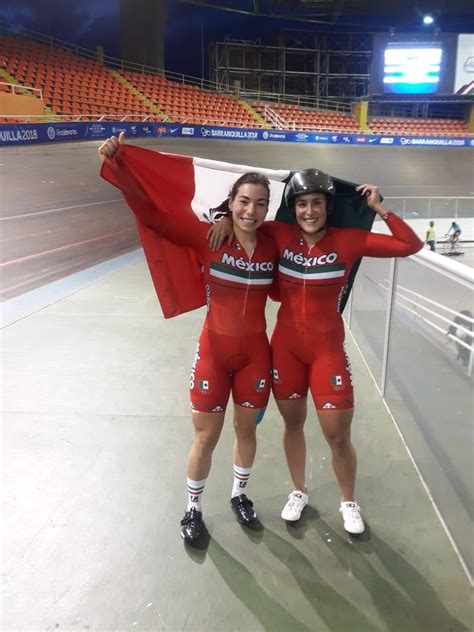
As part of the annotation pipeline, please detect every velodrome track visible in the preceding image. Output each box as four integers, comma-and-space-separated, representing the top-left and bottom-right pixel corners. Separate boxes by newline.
1, 138, 473, 301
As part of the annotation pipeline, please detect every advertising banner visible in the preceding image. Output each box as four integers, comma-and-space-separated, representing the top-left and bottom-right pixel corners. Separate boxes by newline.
0, 121, 472, 148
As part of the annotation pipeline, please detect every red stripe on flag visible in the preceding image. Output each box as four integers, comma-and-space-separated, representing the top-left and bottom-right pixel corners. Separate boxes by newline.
101, 146, 205, 318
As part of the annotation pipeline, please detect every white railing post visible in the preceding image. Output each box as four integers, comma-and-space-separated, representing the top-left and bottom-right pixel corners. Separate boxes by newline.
381, 258, 399, 396
345, 284, 353, 328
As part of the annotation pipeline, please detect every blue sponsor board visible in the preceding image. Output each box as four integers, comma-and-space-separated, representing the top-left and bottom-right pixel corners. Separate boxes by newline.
0, 121, 166, 145
312, 134, 331, 143
0, 121, 472, 147
82, 121, 156, 139
194, 125, 260, 140
260, 130, 289, 141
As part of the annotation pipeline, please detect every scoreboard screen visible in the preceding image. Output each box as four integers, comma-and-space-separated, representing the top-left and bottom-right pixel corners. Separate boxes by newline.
383, 45, 442, 94
370, 33, 458, 96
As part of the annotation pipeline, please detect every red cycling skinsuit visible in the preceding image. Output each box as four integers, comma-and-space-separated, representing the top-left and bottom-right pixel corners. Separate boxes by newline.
102, 155, 278, 413
183, 230, 277, 413
262, 215, 423, 410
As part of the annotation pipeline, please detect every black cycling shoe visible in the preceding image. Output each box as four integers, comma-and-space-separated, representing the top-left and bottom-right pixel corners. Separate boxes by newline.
180, 507, 204, 544
230, 494, 257, 525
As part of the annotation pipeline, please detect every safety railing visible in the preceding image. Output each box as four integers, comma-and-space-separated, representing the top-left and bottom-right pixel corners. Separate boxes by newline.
246, 90, 353, 112
379, 280, 474, 376
257, 104, 359, 132
0, 112, 365, 135
0, 113, 154, 123
383, 196, 474, 220
0, 81, 42, 99
263, 104, 288, 129
345, 246, 474, 585
0, 112, 270, 128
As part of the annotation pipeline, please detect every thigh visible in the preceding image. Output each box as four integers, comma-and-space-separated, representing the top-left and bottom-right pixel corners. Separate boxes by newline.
189, 330, 232, 413
271, 321, 308, 401
232, 333, 272, 410
308, 336, 354, 411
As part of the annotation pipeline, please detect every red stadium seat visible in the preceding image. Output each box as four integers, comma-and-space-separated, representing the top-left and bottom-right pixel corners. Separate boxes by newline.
1, 32, 471, 133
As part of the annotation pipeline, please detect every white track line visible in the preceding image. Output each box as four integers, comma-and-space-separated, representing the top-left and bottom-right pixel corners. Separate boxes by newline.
0, 198, 122, 221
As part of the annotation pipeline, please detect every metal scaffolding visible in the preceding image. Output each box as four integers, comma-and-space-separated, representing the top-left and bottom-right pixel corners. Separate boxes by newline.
209, 30, 372, 101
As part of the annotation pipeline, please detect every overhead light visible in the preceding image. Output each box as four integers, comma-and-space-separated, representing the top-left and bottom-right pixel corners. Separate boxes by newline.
423, 15, 434, 25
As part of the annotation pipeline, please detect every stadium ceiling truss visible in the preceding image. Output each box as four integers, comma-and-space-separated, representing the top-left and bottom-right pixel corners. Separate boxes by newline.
177, 0, 474, 28
210, 31, 372, 101
181, 0, 474, 101
181, 2, 377, 100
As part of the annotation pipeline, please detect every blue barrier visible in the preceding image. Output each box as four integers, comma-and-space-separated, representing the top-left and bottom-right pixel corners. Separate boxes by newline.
0, 121, 472, 147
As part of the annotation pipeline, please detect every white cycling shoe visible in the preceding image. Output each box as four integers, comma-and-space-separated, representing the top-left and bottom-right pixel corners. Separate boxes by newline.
340, 500, 365, 534
281, 490, 309, 521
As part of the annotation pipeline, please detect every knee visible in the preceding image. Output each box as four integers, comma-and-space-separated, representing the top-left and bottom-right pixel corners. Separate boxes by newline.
325, 432, 351, 455
233, 420, 257, 442
194, 429, 220, 453
277, 398, 307, 430
283, 417, 306, 433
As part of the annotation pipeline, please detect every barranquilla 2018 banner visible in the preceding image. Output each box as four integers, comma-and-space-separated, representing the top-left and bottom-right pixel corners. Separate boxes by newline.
0, 121, 472, 147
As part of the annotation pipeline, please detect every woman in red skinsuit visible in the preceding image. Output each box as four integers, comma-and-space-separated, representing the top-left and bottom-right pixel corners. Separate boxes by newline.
210, 169, 423, 533
99, 134, 278, 545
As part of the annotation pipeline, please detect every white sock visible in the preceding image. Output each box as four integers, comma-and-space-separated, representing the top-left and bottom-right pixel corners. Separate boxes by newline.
231, 464, 252, 499
187, 477, 206, 511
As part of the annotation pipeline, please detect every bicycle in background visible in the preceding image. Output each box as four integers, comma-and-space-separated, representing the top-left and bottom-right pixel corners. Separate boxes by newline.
441, 232, 464, 256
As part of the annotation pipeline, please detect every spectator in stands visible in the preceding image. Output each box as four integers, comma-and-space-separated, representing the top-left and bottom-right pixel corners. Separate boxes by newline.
425, 221, 436, 252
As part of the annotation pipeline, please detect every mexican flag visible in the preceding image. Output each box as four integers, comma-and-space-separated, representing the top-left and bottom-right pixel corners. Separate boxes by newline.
101, 145, 375, 318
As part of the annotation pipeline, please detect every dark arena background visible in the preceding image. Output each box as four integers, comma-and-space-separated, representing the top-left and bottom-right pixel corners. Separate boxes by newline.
1, 1, 474, 630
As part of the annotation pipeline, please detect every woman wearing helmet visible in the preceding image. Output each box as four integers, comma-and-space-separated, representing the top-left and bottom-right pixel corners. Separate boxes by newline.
209, 169, 422, 534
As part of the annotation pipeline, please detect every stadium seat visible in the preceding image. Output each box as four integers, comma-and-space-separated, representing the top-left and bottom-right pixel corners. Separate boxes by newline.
1, 32, 471, 135
369, 116, 469, 136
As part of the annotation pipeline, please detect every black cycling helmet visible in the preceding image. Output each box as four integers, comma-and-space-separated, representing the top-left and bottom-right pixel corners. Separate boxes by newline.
284, 169, 336, 211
